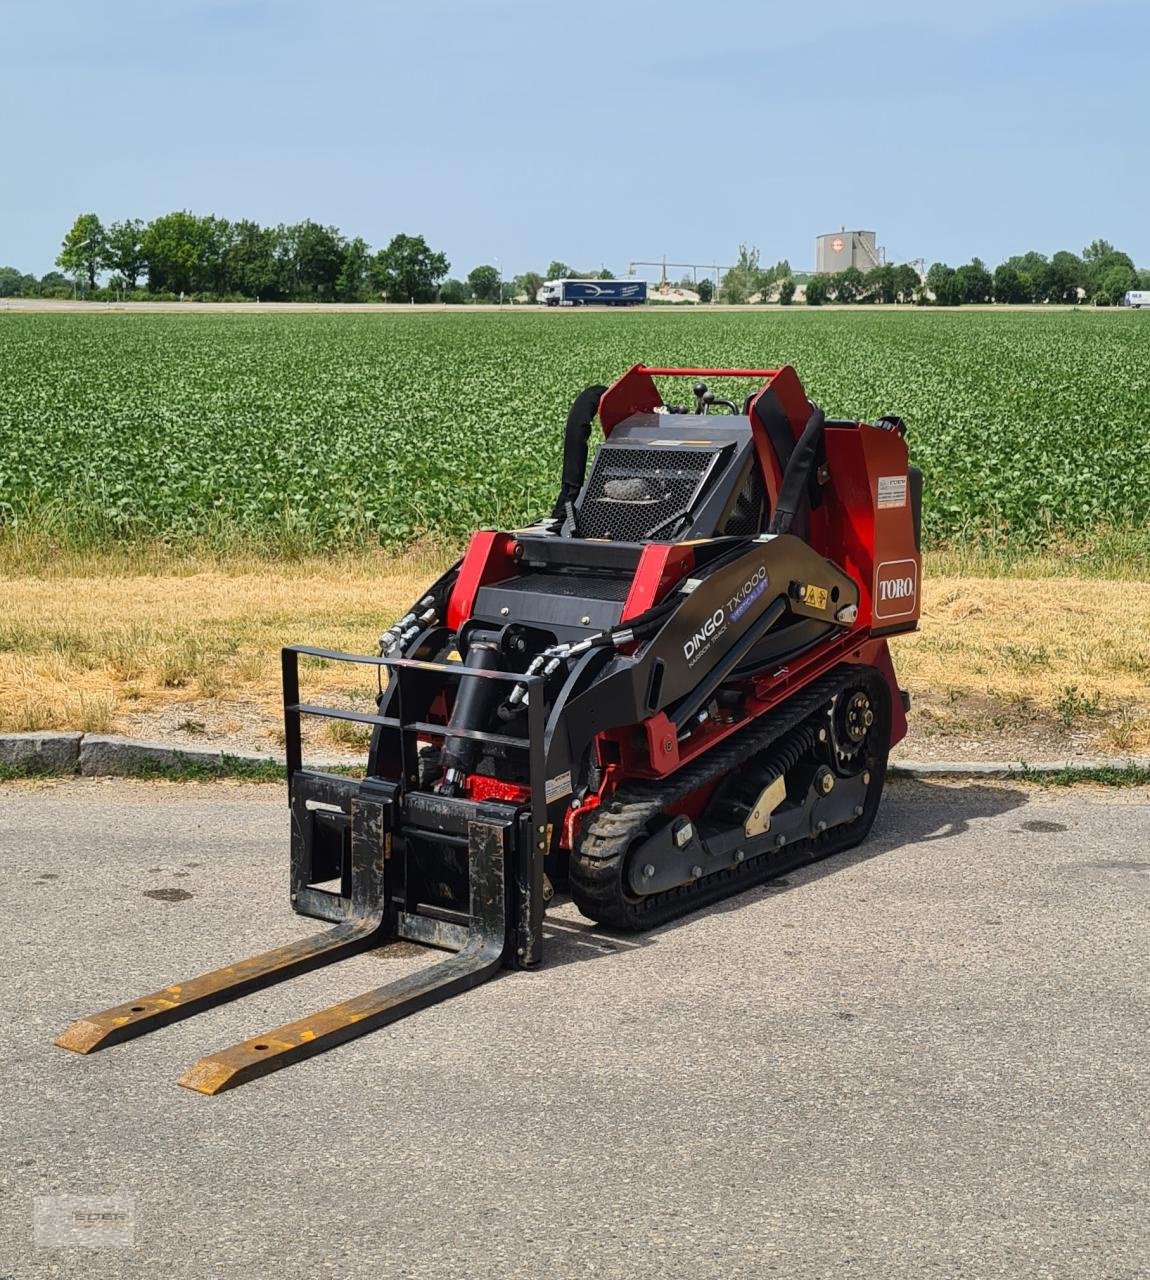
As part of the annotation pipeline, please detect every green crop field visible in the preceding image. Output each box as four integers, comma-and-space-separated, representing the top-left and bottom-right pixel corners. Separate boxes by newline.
1, 310, 1147, 554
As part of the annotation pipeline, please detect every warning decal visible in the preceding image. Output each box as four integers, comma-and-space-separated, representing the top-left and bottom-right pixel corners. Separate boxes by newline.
877, 475, 908, 509
545, 772, 572, 804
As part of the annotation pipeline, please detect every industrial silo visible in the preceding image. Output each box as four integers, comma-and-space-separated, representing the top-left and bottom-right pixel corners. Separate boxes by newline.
816, 230, 882, 274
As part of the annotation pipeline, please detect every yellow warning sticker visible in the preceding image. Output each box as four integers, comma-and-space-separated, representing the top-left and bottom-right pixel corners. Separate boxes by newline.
805, 585, 829, 610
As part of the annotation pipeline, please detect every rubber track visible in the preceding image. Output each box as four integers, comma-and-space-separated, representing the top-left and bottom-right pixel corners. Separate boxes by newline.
569, 664, 883, 928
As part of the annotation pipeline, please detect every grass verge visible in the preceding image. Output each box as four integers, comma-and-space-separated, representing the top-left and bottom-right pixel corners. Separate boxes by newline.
2, 542, 1149, 758
1006, 764, 1150, 788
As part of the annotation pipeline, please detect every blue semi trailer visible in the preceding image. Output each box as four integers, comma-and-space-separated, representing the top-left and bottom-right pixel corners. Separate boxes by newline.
537, 278, 647, 306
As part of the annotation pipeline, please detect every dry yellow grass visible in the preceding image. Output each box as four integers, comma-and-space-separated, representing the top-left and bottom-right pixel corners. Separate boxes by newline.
2, 551, 1147, 756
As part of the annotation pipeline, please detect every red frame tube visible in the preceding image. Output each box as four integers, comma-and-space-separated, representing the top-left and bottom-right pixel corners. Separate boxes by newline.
637, 366, 781, 378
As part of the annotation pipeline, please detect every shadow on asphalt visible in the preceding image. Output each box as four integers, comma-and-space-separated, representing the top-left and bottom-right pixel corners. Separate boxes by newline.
541, 780, 1029, 967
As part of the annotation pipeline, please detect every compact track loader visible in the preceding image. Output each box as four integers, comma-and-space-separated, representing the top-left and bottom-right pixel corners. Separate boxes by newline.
56, 364, 922, 1093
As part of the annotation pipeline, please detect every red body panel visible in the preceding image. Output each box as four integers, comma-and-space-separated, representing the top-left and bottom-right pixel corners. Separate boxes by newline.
822, 424, 921, 634
598, 365, 663, 435
446, 530, 518, 632
621, 544, 695, 621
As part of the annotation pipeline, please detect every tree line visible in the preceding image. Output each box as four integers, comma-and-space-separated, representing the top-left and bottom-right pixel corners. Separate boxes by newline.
1, 214, 1145, 306
803, 240, 1147, 307
0, 211, 625, 304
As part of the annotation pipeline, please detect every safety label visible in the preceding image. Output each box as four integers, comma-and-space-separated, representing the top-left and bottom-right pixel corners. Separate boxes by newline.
877, 475, 907, 508
545, 771, 572, 803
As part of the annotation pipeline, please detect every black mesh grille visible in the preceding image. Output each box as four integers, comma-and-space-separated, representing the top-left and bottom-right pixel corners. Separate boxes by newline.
492, 572, 631, 601
721, 464, 766, 536
579, 447, 718, 541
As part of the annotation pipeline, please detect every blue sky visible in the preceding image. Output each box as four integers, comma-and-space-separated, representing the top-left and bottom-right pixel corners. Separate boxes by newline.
2, 0, 1147, 277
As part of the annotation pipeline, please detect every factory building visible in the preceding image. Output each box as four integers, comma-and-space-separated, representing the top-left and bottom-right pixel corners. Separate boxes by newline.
815, 229, 883, 274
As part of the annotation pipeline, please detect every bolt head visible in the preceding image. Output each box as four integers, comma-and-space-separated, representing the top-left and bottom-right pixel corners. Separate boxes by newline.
818, 727, 827, 742
854, 804, 865, 817
690, 865, 703, 879
863, 770, 871, 785
776, 834, 787, 847
642, 863, 655, 878
817, 820, 828, 833
734, 850, 745, 863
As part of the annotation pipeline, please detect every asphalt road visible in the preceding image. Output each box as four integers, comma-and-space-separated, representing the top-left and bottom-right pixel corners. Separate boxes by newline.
2, 777, 1148, 1279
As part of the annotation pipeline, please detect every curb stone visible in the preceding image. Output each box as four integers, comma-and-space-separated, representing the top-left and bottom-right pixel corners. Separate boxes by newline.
1, 733, 1148, 783
0, 731, 82, 772
79, 736, 225, 777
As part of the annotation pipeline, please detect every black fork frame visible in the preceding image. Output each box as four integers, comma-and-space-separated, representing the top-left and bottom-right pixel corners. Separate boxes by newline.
54, 647, 548, 1093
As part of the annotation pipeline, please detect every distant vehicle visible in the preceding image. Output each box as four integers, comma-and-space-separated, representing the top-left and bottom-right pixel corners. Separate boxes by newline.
1122, 290, 1150, 309
536, 279, 647, 307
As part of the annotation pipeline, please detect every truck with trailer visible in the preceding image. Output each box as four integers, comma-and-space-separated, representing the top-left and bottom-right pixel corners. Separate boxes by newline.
537, 279, 647, 307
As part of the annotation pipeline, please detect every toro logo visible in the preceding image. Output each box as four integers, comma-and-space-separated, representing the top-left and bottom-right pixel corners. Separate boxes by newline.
874, 559, 918, 619
684, 608, 725, 663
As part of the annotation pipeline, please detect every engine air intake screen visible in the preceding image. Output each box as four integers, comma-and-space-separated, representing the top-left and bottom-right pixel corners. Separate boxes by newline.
578, 446, 723, 541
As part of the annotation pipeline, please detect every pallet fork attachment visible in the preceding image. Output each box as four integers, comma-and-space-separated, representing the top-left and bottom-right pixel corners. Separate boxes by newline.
55, 649, 545, 1094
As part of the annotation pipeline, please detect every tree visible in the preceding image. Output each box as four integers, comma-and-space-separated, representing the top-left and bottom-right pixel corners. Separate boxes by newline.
865, 264, 897, 304
546, 261, 572, 281
438, 278, 470, 304
892, 263, 920, 303
804, 274, 831, 306
834, 266, 865, 303
1097, 262, 1137, 306
37, 270, 72, 298
516, 270, 543, 302
993, 264, 1029, 304
955, 258, 992, 303
0, 266, 28, 296
141, 210, 218, 294
696, 278, 714, 304
467, 264, 501, 302
1082, 242, 1137, 298
1002, 251, 1048, 278
926, 262, 962, 305
279, 221, 343, 301
226, 220, 281, 300
57, 213, 105, 291
101, 219, 146, 289
1139, 268, 1150, 291
757, 259, 792, 295
593, 267, 614, 280
1047, 250, 1086, 302
720, 244, 761, 303
370, 234, 449, 303
336, 236, 371, 302
778, 277, 795, 306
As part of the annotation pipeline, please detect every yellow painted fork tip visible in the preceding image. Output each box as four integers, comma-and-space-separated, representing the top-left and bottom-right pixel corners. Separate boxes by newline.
53, 1020, 110, 1055
176, 1057, 242, 1096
